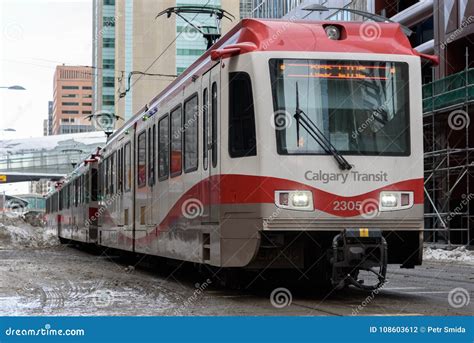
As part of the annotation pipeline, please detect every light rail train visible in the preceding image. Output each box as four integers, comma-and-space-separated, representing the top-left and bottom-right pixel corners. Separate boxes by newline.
46, 19, 438, 290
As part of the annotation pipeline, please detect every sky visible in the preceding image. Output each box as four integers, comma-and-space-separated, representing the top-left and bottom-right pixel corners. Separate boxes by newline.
0, 0, 92, 139
0, 0, 92, 194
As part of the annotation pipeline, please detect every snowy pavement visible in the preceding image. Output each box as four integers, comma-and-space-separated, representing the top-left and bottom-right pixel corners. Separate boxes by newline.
0, 221, 472, 316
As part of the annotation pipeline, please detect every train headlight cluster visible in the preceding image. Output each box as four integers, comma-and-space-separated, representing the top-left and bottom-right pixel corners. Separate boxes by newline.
275, 190, 314, 211
379, 191, 414, 211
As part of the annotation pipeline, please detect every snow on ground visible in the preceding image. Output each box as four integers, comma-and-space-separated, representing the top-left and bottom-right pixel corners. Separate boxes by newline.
424, 246, 474, 264
0, 219, 58, 249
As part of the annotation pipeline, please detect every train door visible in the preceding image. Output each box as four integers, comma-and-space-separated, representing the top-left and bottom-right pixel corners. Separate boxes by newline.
201, 64, 220, 223
200, 71, 211, 220
209, 65, 220, 223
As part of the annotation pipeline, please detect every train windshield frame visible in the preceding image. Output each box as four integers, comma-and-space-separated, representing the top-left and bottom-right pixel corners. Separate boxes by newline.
269, 59, 410, 156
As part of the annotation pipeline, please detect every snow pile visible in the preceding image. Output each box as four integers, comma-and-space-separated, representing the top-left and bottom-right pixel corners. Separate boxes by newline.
0, 220, 58, 249
424, 246, 474, 264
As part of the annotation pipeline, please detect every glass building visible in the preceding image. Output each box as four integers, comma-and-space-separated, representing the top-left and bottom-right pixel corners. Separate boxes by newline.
92, 0, 116, 114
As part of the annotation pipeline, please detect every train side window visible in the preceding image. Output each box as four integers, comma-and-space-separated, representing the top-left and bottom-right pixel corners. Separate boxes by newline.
203, 88, 208, 171
75, 178, 79, 205
158, 115, 169, 180
117, 148, 122, 193
124, 142, 131, 191
184, 94, 198, 173
98, 163, 102, 199
211, 82, 218, 168
229, 72, 257, 158
91, 168, 98, 201
104, 157, 109, 195
147, 127, 151, 185
121, 147, 125, 192
80, 175, 84, 203
117, 148, 121, 193
110, 153, 115, 194
59, 189, 62, 211
85, 171, 90, 203
152, 124, 156, 183
148, 125, 156, 186
137, 131, 147, 188
66, 184, 70, 209
170, 106, 183, 177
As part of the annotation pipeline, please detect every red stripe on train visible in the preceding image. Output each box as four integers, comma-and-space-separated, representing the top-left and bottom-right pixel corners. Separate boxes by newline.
125, 174, 424, 245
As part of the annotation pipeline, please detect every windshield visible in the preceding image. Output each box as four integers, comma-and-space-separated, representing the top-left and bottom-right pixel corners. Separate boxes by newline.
270, 59, 410, 156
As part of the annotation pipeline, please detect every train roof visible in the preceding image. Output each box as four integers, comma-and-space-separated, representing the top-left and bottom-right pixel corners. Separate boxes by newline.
107, 18, 435, 146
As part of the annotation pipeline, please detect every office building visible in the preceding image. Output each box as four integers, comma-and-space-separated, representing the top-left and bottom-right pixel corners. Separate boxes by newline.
52, 65, 95, 135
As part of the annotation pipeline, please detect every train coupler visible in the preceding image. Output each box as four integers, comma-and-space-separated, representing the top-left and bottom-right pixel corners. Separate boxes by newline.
330, 228, 387, 291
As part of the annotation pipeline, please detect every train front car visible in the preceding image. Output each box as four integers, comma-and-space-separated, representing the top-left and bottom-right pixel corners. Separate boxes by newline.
216, 20, 429, 290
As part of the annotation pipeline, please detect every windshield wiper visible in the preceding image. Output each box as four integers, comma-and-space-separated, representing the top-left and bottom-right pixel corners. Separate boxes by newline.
293, 82, 352, 171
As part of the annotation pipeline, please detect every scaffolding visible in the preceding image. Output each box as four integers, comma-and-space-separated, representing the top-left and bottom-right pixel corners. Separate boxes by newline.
423, 64, 474, 247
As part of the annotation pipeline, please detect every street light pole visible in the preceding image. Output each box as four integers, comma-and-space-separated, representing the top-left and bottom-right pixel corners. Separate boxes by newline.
0, 85, 26, 90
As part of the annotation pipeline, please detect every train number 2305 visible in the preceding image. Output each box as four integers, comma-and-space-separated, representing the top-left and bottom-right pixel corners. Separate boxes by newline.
332, 200, 362, 211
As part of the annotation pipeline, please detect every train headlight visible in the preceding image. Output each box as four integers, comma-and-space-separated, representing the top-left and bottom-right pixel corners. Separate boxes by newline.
379, 191, 414, 211
275, 190, 313, 211
380, 193, 398, 207
324, 25, 340, 40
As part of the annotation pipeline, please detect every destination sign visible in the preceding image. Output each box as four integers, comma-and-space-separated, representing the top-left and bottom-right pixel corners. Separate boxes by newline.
280, 62, 395, 80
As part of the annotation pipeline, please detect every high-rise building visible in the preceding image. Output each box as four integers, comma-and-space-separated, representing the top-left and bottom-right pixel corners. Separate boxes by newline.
52, 65, 95, 135
47, 101, 53, 135
93, 0, 116, 116
114, 0, 239, 122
